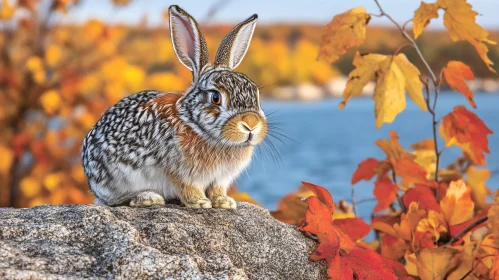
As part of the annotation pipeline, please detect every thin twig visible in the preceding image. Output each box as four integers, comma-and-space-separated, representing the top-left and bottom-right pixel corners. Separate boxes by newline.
402, 18, 413, 32
373, 0, 438, 84
391, 169, 406, 213
351, 186, 358, 216
374, 0, 442, 199
446, 216, 488, 246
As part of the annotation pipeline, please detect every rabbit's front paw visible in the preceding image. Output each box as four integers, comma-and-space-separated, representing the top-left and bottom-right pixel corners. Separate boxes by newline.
183, 198, 212, 209
212, 196, 237, 209
130, 191, 165, 207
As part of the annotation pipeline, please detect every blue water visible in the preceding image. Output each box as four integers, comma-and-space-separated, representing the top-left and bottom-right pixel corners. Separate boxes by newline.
235, 93, 499, 220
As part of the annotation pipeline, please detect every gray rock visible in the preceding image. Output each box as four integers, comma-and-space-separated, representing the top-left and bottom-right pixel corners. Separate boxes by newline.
0, 202, 326, 279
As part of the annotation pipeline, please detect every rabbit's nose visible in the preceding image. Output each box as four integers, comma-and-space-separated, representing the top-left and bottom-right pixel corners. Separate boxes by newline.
241, 114, 261, 132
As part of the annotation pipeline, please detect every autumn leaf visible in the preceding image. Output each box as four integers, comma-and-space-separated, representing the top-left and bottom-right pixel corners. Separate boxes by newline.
440, 179, 474, 225
466, 166, 491, 210
19, 177, 41, 198
376, 130, 416, 166
402, 185, 441, 213
340, 244, 411, 280
340, 53, 427, 128
40, 90, 61, 115
0, 0, 15, 20
0, 145, 14, 173
415, 210, 447, 249
440, 105, 493, 165
351, 158, 379, 184
488, 191, 499, 249
442, 61, 476, 108
410, 139, 436, 179
393, 202, 427, 242
438, 0, 497, 72
300, 183, 355, 278
415, 247, 460, 279
45, 45, 62, 67
413, 2, 440, 39
394, 158, 435, 189
317, 7, 371, 63
333, 218, 370, 241
373, 177, 398, 212
381, 234, 408, 261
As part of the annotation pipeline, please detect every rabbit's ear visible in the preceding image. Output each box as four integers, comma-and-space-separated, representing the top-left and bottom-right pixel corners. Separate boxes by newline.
214, 14, 258, 70
169, 5, 210, 82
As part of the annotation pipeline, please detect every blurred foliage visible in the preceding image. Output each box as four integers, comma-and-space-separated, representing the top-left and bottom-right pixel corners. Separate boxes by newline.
0, 0, 497, 207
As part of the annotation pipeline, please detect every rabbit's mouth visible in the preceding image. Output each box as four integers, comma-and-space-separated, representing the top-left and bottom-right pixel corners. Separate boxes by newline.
220, 112, 267, 146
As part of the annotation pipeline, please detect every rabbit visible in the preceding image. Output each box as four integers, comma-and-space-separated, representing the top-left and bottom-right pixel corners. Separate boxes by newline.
81, 5, 266, 209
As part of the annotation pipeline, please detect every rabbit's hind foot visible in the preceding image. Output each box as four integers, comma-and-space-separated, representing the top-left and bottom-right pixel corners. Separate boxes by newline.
129, 191, 166, 207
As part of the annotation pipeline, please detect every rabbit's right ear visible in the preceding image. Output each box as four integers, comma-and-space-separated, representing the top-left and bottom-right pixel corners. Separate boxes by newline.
169, 5, 210, 83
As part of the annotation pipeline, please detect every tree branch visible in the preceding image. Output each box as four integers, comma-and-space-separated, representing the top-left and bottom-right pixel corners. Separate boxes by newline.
446, 216, 488, 246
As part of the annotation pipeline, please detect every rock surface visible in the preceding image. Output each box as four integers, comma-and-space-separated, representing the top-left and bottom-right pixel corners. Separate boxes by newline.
0, 202, 326, 279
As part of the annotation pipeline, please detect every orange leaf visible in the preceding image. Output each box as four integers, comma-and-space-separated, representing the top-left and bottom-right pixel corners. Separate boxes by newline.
317, 7, 371, 63
440, 105, 493, 165
440, 179, 474, 225
449, 209, 488, 244
333, 218, 370, 241
466, 166, 491, 211
394, 158, 435, 188
402, 185, 441, 213
373, 177, 398, 212
351, 158, 379, 184
442, 61, 476, 108
393, 202, 427, 242
375, 130, 415, 167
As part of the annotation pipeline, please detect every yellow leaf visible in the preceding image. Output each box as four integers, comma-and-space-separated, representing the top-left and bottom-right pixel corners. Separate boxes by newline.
20, 177, 41, 198
340, 53, 426, 128
83, 19, 104, 41
317, 7, 371, 63
466, 166, 491, 211
339, 52, 386, 110
415, 247, 460, 280
146, 72, 187, 92
0, 0, 15, 21
26, 56, 44, 72
416, 210, 447, 246
438, 0, 497, 72
393, 202, 426, 241
411, 139, 436, 179
0, 145, 14, 173
123, 65, 145, 91
413, 2, 440, 39
45, 44, 62, 67
40, 90, 61, 115
440, 179, 474, 225
43, 173, 63, 191
375, 54, 427, 128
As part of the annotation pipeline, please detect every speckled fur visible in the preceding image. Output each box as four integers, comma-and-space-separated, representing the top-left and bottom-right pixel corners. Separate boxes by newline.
81, 6, 264, 208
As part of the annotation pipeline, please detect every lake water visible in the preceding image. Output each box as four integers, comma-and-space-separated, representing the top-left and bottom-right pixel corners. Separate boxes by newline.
235, 93, 499, 220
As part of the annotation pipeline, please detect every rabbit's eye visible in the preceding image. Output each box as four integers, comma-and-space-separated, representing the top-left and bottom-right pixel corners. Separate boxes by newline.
211, 91, 221, 105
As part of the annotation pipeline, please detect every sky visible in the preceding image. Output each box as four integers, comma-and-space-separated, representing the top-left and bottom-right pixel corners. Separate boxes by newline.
67, 0, 499, 28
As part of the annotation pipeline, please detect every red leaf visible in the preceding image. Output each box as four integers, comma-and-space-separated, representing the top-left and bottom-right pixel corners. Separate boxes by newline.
333, 218, 370, 241
341, 244, 411, 280
402, 185, 441, 213
440, 106, 493, 165
351, 158, 379, 184
449, 208, 489, 244
302, 181, 335, 213
373, 177, 398, 212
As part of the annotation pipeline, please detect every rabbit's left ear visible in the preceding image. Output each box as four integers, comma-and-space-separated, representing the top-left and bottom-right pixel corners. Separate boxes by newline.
214, 14, 258, 70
